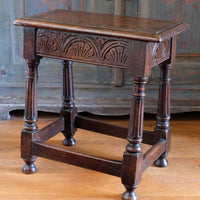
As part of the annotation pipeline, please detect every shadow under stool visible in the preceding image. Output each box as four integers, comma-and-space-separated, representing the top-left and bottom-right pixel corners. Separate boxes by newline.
14, 10, 188, 200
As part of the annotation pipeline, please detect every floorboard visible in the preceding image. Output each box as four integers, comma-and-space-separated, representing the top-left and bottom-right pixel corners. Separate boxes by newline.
0, 111, 199, 199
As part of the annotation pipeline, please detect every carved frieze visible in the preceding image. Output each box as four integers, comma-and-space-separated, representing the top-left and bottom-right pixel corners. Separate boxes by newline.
36, 29, 132, 68
152, 40, 171, 66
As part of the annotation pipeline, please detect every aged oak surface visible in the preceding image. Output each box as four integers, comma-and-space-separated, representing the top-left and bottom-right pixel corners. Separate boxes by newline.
14, 10, 185, 42
0, 112, 200, 199
13, 9, 187, 200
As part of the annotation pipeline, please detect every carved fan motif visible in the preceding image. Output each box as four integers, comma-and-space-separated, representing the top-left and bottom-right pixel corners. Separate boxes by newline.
37, 32, 62, 56
152, 40, 170, 66
63, 37, 99, 59
36, 29, 131, 67
101, 42, 128, 64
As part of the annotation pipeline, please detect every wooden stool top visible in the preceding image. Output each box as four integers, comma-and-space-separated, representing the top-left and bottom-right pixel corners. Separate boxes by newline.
14, 10, 188, 42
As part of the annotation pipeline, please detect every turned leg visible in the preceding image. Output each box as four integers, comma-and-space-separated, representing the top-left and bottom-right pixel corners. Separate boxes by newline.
121, 77, 147, 200
154, 61, 172, 167
21, 58, 40, 174
61, 60, 77, 146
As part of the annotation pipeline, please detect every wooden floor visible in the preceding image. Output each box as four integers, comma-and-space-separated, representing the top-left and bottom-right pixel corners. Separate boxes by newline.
0, 111, 200, 200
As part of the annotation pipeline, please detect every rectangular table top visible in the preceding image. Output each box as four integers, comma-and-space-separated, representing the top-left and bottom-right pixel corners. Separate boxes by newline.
14, 10, 188, 42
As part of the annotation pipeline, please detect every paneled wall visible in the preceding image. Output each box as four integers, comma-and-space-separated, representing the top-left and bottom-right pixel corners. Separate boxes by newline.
0, 0, 199, 120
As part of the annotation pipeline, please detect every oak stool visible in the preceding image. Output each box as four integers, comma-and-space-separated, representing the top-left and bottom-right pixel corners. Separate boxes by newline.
14, 10, 188, 200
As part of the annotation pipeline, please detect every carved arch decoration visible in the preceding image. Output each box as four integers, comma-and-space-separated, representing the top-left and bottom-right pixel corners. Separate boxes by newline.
151, 39, 171, 66
63, 36, 100, 59
101, 41, 129, 64
36, 29, 132, 67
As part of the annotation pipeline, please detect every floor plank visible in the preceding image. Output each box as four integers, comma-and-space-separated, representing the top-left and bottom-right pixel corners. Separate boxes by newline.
0, 112, 199, 199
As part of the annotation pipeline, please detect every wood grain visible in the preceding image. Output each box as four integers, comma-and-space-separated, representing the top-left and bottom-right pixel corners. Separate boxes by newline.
0, 112, 200, 199
14, 10, 188, 42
